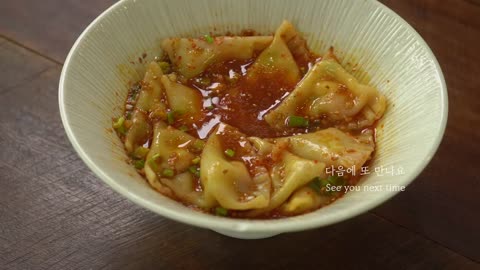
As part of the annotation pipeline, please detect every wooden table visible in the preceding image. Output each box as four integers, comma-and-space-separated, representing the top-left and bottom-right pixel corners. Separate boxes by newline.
1, 1, 479, 269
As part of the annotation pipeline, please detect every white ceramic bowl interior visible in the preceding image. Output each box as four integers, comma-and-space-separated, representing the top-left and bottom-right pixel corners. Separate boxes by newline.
59, 0, 447, 239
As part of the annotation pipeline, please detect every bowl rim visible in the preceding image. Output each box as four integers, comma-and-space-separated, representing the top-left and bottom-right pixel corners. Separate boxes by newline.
59, 0, 448, 233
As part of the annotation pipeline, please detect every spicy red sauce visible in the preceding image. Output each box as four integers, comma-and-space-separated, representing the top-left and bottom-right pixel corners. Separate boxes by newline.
185, 53, 318, 139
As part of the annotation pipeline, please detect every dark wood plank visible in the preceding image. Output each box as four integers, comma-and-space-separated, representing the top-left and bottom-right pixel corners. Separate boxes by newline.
0, 0, 117, 63
375, 0, 480, 261
0, 38, 477, 269
0, 40, 56, 93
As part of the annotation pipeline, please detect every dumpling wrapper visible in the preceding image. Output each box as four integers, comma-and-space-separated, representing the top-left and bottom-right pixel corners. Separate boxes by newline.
136, 61, 165, 111
200, 124, 271, 210
125, 61, 165, 153
264, 57, 386, 130
246, 127, 374, 216
277, 128, 375, 170
246, 20, 301, 84
144, 122, 206, 206
280, 186, 331, 215
161, 172, 205, 208
162, 36, 273, 79
246, 151, 326, 216
145, 122, 199, 174
160, 74, 203, 124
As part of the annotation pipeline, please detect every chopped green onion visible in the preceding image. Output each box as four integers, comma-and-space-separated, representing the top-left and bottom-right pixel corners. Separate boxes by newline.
192, 140, 205, 151
215, 207, 228, 216
113, 116, 125, 129
162, 168, 175, 178
157, 61, 171, 74
325, 176, 346, 195
206, 104, 214, 110
167, 111, 175, 125
224, 148, 235, 158
287, 115, 309, 128
147, 153, 161, 171
327, 175, 345, 186
192, 156, 201, 165
308, 177, 323, 193
113, 116, 127, 134
188, 166, 200, 177
179, 125, 189, 132
204, 34, 214, 44
133, 160, 145, 169
309, 176, 346, 195
133, 147, 149, 159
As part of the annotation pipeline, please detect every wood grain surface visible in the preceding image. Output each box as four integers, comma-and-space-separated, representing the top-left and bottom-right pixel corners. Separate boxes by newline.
0, 0, 479, 269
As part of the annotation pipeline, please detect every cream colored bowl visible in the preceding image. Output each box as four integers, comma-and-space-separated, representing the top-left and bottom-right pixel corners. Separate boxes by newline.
59, 0, 447, 239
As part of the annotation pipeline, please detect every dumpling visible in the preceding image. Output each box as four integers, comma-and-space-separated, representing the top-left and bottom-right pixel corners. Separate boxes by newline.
160, 74, 203, 124
248, 137, 274, 156
145, 122, 199, 174
144, 122, 202, 199
246, 150, 326, 216
144, 122, 206, 206
285, 28, 312, 69
277, 128, 375, 170
264, 56, 386, 130
161, 172, 205, 207
162, 36, 273, 79
136, 61, 165, 111
125, 61, 165, 153
245, 20, 301, 84
124, 110, 152, 153
280, 186, 331, 215
200, 124, 271, 210
246, 127, 373, 216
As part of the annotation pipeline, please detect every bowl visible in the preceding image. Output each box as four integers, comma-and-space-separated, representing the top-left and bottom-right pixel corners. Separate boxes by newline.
59, 0, 447, 239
